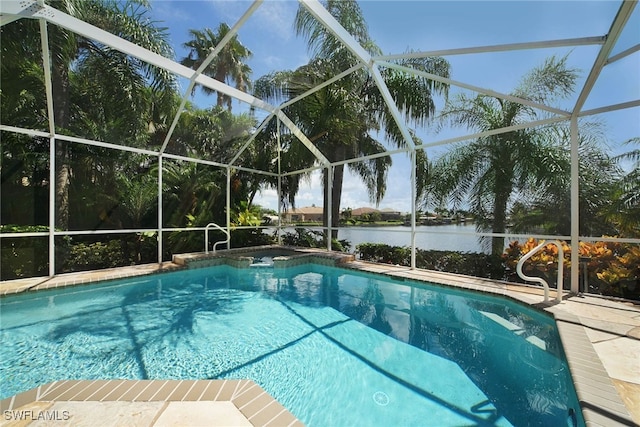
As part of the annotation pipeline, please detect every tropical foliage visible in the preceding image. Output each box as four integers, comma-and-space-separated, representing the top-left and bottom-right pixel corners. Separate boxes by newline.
503, 238, 639, 300
281, 228, 351, 252
254, 0, 449, 238
356, 243, 505, 279
508, 123, 622, 237
181, 24, 252, 110
606, 137, 640, 237
1, 0, 637, 303
0, 2, 262, 275
425, 56, 579, 254
358, 241, 639, 300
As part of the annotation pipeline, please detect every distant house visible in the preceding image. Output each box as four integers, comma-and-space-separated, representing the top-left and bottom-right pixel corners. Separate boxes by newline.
350, 207, 402, 221
379, 208, 402, 221
282, 206, 324, 223
350, 207, 378, 219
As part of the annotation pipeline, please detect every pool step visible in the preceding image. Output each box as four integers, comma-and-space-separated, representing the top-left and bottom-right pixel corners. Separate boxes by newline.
479, 311, 547, 350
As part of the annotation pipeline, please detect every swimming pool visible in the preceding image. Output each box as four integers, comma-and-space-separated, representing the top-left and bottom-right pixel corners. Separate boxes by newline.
0, 263, 584, 426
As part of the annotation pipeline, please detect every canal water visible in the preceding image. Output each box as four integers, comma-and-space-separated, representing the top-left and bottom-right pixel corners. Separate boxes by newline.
337, 224, 487, 253
268, 224, 490, 253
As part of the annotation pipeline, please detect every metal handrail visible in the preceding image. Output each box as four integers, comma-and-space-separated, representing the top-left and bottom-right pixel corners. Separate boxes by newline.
205, 222, 230, 254
516, 240, 564, 303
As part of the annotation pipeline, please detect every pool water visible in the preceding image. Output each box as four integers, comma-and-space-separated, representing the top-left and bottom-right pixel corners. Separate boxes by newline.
0, 264, 584, 426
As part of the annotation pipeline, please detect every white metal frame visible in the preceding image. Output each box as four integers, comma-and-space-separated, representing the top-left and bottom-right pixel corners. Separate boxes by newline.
0, 0, 638, 296
516, 240, 564, 303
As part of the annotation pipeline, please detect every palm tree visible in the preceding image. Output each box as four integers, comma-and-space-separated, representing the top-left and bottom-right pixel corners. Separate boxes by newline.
112, 169, 158, 229
425, 55, 578, 255
508, 125, 621, 237
254, 0, 449, 238
160, 160, 223, 253
0, 18, 47, 131
2, 0, 176, 230
608, 137, 640, 237
181, 24, 252, 110
161, 160, 223, 229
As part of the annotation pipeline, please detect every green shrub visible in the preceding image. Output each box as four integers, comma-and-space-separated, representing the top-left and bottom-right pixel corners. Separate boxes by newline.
356, 243, 504, 280
230, 229, 276, 248
0, 225, 71, 280
281, 228, 351, 252
64, 234, 157, 272
66, 241, 126, 270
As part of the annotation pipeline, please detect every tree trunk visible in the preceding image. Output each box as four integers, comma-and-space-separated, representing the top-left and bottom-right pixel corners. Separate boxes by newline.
322, 146, 345, 242
52, 59, 71, 230
331, 163, 345, 240
491, 167, 513, 256
491, 193, 508, 256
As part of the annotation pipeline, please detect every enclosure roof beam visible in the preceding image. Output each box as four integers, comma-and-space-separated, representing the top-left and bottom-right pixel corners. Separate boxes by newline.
415, 116, 568, 151
281, 164, 325, 178
572, 0, 637, 116
0, 123, 279, 176
0, 125, 161, 156
280, 63, 365, 109
379, 61, 571, 117
299, 0, 372, 65
606, 43, 640, 65
277, 110, 330, 166
228, 112, 275, 166
162, 153, 279, 177
279, 114, 574, 175
375, 36, 606, 61
2, 0, 276, 113
160, 0, 263, 155
369, 64, 416, 149
579, 99, 640, 118
299, 0, 415, 149
0, 13, 22, 26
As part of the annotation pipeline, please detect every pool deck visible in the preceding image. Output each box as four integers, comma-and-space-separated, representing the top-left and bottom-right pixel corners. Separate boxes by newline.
1, 251, 639, 426
0, 379, 301, 427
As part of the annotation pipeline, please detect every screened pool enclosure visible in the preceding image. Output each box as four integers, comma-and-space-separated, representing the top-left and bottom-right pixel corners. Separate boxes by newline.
1, 0, 638, 297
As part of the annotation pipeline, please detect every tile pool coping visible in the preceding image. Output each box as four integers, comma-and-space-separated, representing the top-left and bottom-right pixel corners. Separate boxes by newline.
0, 379, 302, 427
1, 246, 638, 426
171, 244, 356, 269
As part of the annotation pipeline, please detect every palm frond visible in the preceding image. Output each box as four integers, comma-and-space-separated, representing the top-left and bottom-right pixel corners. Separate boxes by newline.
513, 54, 577, 104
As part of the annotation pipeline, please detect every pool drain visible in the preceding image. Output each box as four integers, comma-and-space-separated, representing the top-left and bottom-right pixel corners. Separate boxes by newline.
372, 391, 389, 406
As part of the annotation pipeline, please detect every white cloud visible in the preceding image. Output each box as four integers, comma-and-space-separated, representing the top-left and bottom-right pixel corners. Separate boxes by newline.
204, 0, 245, 23
202, 0, 296, 41
253, 163, 415, 213
253, 170, 323, 211
253, 187, 278, 211
295, 171, 323, 206
151, 1, 191, 23
340, 170, 370, 209
252, 1, 297, 41
260, 52, 309, 74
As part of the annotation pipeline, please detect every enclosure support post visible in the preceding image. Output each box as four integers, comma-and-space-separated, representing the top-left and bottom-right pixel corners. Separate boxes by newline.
277, 118, 283, 245
226, 167, 231, 250
570, 116, 580, 294
48, 138, 56, 277
40, 18, 56, 277
157, 155, 163, 264
327, 166, 333, 251
411, 150, 417, 269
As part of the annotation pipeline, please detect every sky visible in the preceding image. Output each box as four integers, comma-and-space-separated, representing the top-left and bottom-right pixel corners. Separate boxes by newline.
148, 0, 639, 213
